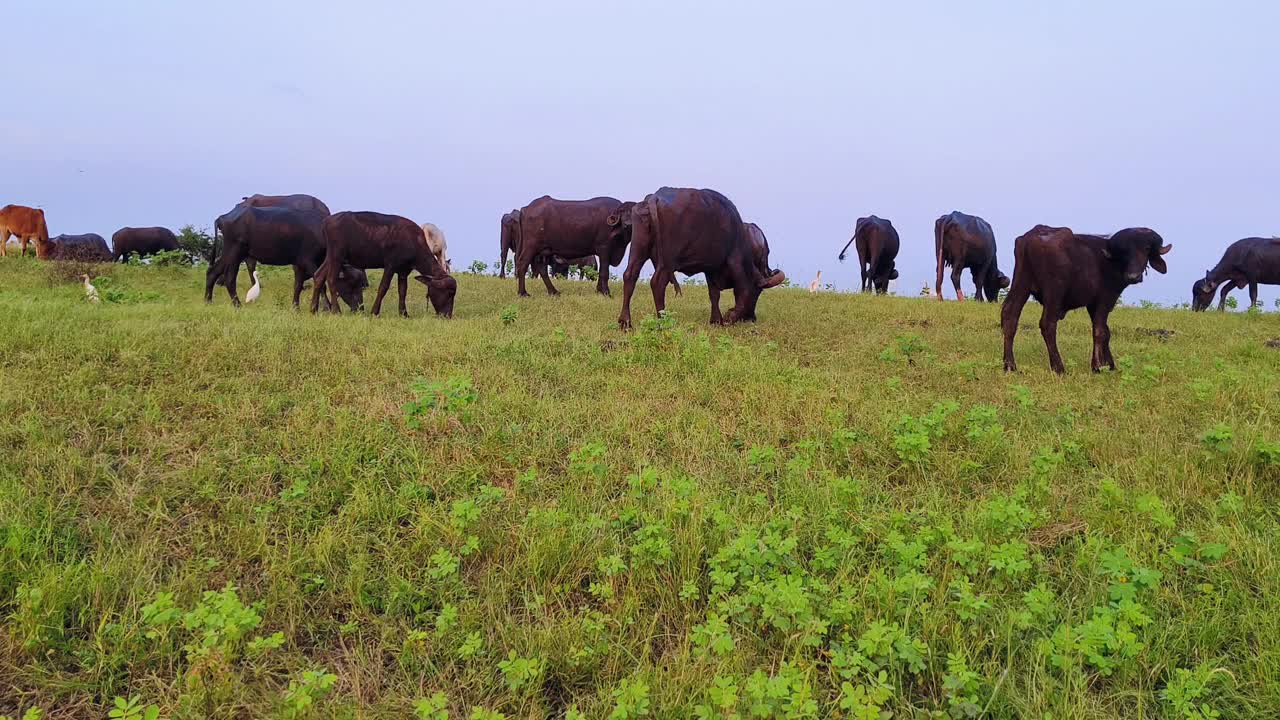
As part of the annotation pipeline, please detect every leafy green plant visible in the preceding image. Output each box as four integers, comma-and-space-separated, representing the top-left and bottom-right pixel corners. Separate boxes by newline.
467, 260, 489, 274
497, 651, 546, 693
414, 692, 450, 720
1161, 662, 1230, 720
610, 678, 651, 719
403, 375, 478, 428
499, 304, 518, 325
1200, 423, 1233, 455
279, 669, 337, 719
108, 696, 161, 720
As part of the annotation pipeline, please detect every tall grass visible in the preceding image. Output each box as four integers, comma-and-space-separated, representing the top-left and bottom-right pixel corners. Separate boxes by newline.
1, 257, 1277, 719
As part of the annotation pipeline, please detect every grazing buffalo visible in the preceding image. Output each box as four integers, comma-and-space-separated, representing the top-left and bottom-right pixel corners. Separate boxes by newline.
207, 205, 367, 309
837, 216, 899, 293
1191, 237, 1280, 311
515, 196, 630, 297
0, 204, 49, 258
549, 254, 598, 279
1001, 225, 1171, 374
935, 211, 1009, 301
311, 211, 456, 318
112, 227, 179, 262
616, 187, 784, 329
421, 223, 450, 273
47, 233, 112, 262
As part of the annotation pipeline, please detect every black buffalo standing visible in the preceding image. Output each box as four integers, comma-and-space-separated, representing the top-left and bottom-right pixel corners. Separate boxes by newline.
207, 205, 367, 309
837, 216, 899, 293
112, 226, 179, 262
1191, 237, 1280, 311
311, 211, 456, 317
934, 211, 1009, 301
615, 187, 784, 329
1001, 225, 1172, 374
47, 233, 112, 262
513, 196, 631, 297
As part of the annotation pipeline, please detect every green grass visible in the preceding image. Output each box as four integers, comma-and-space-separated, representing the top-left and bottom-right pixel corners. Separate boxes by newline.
1, 256, 1278, 719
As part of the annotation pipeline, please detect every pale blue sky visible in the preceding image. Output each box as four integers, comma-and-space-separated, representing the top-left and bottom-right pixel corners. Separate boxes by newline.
4, 1, 1277, 304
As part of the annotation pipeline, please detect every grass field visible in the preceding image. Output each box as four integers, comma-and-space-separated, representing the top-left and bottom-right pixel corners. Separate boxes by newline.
1, 257, 1278, 719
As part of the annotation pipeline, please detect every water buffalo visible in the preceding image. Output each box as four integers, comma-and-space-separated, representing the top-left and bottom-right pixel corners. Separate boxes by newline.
935, 211, 1009, 302
311, 211, 456, 318
837, 216, 899, 293
112, 226, 179, 262
515, 196, 630, 297
1002, 225, 1171, 374
0, 205, 49, 258
240, 193, 331, 215
1191, 237, 1280, 311
499, 209, 521, 279
549, 254, 598, 279
47, 233, 112, 262
207, 205, 367, 309
616, 187, 784, 330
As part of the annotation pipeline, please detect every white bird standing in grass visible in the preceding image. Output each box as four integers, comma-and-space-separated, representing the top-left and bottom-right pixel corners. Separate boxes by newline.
80, 274, 100, 303
809, 270, 822, 293
245, 270, 261, 304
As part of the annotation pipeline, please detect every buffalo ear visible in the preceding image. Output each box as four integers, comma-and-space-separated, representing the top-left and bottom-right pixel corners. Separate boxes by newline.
889, 269, 900, 280
606, 215, 619, 227
999, 274, 1011, 289
1148, 254, 1169, 274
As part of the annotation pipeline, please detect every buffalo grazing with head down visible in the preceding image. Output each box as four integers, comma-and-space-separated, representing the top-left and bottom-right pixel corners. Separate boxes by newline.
615, 187, 784, 330
0, 204, 49, 258
1001, 225, 1172, 374
311, 211, 456, 318
1191, 237, 1280, 311
112, 226, 179, 262
838, 216, 899, 294
935, 211, 1009, 301
47, 233, 112, 262
207, 204, 367, 309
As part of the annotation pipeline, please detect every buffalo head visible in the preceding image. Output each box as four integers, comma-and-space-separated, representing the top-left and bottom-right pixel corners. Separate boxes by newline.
1102, 228, 1172, 284
335, 265, 369, 312
1191, 273, 1216, 311
416, 273, 457, 318
983, 270, 1012, 301
605, 202, 637, 265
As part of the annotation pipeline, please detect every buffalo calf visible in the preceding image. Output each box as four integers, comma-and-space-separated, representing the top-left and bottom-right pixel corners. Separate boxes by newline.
1191, 237, 1280, 311
1001, 225, 1171, 374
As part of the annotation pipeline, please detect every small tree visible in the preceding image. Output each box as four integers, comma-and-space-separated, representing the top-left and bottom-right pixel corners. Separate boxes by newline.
176, 225, 215, 264
467, 260, 489, 275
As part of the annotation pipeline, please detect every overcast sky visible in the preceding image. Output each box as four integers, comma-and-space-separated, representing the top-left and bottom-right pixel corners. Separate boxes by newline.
4, 1, 1277, 304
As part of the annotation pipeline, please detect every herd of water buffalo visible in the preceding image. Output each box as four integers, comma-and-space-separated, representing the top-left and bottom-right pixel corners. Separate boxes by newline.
2, 189, 1278, 373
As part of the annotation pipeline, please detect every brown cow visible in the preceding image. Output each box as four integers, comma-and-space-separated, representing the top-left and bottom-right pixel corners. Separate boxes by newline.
935, 211, 1009, 301
0, 205, 49, 258
1001, 225, 1171, 374
311, 211, 456, 317
615, 187, 784, 329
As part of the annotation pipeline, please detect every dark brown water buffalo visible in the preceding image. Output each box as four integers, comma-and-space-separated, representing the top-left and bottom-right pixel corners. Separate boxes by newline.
549, 254, 599, 279
514, 196, 630, 297
935, 211, 1009, 302
499, 209, 521, 278
616, 187, 784, 329
1001, 225, 1171, 374
311, 211, 456, 318
207, 205, 366, 309
837, 216, 899, 293
240, 193, 331, 215
1191, 237, 1280, 311
112, 226, 179, 262
47, 233, 112, 262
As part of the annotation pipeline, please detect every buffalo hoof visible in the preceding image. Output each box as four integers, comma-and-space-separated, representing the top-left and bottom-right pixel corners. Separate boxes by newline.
1003, 362, 1017, 373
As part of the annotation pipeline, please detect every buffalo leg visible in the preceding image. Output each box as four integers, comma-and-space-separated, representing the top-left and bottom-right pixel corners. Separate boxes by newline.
1000, 286, 1030, 372
536, 260, 559, 295
309, 273, 325, 313
595, 251, 611, 296
515, 254, 532, 297
370, 268, 395, 316
618, 254, 646, 331
0, 230, 8, 257
1249, 281, 1259, 308
707, 279, 724, 325
1217, 280, 1239, 311
292, 266, 306, 309
397, 272, 410, 317
951, 265, 966, 301
1087, 305, 1108, 373
649, 267, 673, 316
204, 263, 221, 303
1039, 304, 1064, 374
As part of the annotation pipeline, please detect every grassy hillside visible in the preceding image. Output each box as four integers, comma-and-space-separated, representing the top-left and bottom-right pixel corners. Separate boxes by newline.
1, 257, 1278, 719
